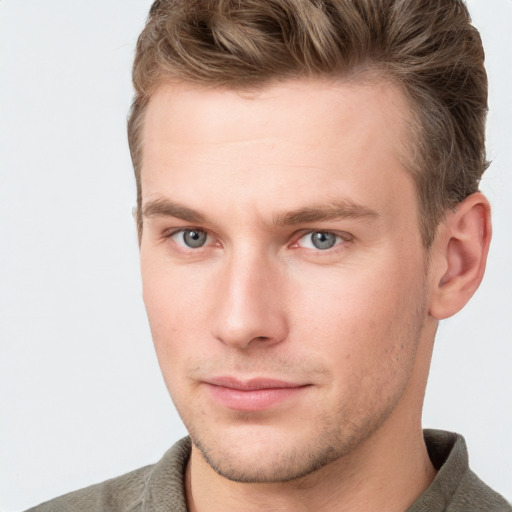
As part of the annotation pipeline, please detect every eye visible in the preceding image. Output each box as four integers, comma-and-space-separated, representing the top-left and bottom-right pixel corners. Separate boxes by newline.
297, 231, 345, 250
171, 229, 209, 249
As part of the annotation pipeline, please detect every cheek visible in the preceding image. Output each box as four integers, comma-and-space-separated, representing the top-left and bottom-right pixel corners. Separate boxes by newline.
290, 259, 425, 373
291, 270, 425, 425
141, 258, 213, 365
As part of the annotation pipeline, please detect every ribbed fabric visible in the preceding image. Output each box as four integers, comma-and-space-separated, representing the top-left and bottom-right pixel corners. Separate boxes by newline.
26, 438, 190, 512
27, 431, 510, 511
408, 430, 511, 512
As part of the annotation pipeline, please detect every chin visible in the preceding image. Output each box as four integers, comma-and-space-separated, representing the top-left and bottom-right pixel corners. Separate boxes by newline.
189, 420, 357, 484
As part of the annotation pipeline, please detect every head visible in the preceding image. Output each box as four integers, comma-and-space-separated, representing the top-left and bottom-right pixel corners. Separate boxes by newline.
130, 0, 491, 485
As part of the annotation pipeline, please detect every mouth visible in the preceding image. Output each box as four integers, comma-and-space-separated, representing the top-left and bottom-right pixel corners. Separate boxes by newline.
203, 376, 311, 412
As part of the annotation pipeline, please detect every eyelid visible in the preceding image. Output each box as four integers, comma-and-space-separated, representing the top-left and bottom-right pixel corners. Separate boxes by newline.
162, 225, 207, 238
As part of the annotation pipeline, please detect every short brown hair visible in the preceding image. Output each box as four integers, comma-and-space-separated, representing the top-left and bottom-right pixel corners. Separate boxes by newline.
128, 0, 488, 247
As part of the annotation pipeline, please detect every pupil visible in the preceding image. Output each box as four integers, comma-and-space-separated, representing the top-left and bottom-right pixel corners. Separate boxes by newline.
312, 232, 336, 249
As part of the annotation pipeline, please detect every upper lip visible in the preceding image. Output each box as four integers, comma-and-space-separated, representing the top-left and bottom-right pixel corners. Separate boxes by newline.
205, 376, 308, 391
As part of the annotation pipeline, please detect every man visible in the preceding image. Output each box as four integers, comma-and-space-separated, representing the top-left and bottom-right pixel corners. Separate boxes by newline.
27, 0, 510, 510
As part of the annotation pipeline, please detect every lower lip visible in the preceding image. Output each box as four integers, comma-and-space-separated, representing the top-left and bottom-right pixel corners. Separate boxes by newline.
206, 384, 307, 412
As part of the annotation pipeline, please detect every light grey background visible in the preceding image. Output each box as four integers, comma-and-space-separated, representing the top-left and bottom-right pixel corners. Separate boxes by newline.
0, 1, 510, 510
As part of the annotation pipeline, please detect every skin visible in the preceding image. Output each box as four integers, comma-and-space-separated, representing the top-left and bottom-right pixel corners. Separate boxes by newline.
139, 79, 491, 512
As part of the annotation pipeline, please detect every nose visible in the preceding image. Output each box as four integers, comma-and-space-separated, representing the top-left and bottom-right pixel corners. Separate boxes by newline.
211, 251, 289, 350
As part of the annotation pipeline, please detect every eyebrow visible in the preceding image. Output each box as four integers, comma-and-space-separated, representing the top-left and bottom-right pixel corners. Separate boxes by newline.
273, 200, 380, 226
142, 198, 379, 226
142, 199, 206, 223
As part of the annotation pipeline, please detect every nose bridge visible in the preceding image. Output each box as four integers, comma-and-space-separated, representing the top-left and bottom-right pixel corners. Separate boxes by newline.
212, 245, 287, 349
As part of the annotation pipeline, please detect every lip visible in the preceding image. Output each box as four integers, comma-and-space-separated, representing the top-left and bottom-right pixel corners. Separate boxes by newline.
204, 377, 310, 412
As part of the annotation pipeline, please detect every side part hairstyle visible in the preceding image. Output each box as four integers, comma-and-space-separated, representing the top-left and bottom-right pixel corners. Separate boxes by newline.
128, 0, 488, 247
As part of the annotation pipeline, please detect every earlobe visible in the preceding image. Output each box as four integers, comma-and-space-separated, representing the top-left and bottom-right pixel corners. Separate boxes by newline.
428, 193, 492, 320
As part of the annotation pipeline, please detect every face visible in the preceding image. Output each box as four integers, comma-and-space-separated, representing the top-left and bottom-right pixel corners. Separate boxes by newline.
140, 79, 435, 483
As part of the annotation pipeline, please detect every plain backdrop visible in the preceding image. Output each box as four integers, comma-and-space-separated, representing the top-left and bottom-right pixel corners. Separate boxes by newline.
0, 1, 511, 510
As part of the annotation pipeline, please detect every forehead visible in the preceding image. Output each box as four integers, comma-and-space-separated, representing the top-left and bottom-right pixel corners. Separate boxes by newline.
140, 78, 416, 228
142, 77, 410, 154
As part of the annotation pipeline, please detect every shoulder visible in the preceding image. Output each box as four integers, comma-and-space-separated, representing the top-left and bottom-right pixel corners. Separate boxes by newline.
451, 469, 512, 512
25, 464, 152, 512
25, 437, 191, 512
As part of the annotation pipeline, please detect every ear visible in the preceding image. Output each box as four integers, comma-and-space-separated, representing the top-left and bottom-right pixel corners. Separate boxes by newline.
428, 193, 492, 320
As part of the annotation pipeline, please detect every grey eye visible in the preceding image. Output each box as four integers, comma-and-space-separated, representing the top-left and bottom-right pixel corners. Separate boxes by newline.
310, 231, 338, 250
182, 229, 207, 248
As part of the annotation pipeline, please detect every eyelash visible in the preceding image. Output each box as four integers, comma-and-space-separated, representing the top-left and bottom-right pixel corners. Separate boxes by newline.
163, 228, 353, 253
